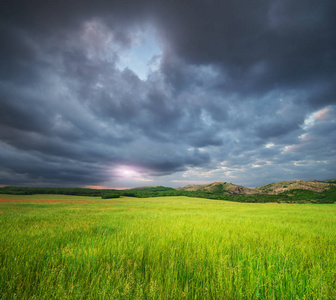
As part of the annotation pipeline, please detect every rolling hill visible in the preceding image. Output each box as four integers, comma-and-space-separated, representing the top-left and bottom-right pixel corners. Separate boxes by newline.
255, 180, 334, 194
177, 181, 256, 195
177, 179, 336, 195
1, 179, 335, 203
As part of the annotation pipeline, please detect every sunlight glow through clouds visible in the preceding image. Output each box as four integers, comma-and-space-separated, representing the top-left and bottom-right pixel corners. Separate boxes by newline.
283, 144, 301, 153
303, 107, 332, 130
113, 165, 153, 182
299, 134, 310, 142
115, 166, 139, 178
85, 185, 110, 189
315, 107, 331, 121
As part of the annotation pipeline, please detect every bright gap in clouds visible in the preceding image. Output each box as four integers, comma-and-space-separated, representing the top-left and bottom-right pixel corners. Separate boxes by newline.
112, 166, 153, 184
115, 166, 139, 178
116, 28, 161, 80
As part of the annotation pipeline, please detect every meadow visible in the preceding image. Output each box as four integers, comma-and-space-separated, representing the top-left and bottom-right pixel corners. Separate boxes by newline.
0, 195, 335, 299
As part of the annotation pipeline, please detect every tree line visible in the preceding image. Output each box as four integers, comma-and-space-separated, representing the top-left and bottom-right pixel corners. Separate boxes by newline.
0, 185, 335, 203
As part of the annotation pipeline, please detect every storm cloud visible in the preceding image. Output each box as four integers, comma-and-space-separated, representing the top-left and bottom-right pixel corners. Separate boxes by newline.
0, 0, 335, 188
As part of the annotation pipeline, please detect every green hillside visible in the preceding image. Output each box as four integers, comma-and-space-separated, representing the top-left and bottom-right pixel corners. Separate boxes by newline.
1, 179, 335, 203
255, 180, 333, 194
322, 178, 336, 184
177, 181, 255, 195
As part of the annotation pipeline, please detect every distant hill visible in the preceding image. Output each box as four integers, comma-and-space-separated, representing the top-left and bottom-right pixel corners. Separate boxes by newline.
1, 179, 335, 203
321, 179, 336, 184
255, 180, 333, 194
130, 186, 157, 190
177, 180, 335, 195
175, 179, 335, 203
177, 181, 256, 195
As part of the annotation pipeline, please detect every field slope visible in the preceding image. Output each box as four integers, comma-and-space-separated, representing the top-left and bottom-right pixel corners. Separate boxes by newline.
0, 194, 335, 299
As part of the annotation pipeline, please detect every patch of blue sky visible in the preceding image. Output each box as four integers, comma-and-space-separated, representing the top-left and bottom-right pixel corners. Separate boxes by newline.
117, 30, 161, 80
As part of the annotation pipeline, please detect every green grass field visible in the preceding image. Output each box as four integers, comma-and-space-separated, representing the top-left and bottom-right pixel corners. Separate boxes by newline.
1, 195, 335, 299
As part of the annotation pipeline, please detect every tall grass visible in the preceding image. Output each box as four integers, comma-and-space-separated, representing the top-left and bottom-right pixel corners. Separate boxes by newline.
0, 195, 335, 299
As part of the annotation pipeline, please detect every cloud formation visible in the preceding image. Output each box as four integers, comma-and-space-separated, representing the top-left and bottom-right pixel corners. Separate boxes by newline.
0, 0, 335, 187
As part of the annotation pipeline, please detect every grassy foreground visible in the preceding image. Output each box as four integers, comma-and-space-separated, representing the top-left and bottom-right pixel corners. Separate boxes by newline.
0, 195, 335, 299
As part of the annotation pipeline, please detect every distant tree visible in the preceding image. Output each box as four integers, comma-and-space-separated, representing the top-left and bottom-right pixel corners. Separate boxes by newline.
102, 193, 120, 199
122, 192, 137, 197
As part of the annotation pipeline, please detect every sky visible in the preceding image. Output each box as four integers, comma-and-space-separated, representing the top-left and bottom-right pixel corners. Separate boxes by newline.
0, 0, 335, 189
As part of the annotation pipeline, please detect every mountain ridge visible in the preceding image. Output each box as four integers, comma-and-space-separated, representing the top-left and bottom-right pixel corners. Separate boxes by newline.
176, 181, 256, 195
177, 179, 336, 195
1, 179, 335, 203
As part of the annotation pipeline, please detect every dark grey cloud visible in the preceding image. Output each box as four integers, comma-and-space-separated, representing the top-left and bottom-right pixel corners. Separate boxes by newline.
155, 0, 336, 95
0, 0, 335, 187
